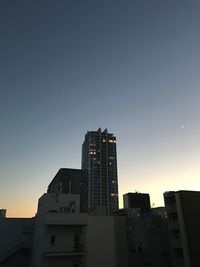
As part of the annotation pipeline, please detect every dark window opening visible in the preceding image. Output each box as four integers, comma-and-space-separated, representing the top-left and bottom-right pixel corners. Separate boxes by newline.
50, 235, 56, 246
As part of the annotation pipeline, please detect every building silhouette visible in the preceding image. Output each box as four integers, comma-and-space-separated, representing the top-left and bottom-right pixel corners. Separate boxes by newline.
81, 128, 118, 215
115, 193, 172, 267
47, 168, 83, 195
123, 192, 151, 212
164, 190, 200, 267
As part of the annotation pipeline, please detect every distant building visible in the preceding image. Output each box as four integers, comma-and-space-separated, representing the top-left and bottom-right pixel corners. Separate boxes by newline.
81, 128, 118, 215
151, 206, 167, 219
164, 190, 200, 267
123, 192, 151, 212
47, 168, 83, 195
0, 209, 6, 219
114, 207, 172, 267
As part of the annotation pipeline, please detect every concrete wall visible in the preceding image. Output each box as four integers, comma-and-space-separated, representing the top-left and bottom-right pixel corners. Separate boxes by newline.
38, 193, 80, 214
44, 257, 80, 267
0, 218, 34, 267
86, 216, 116, 267
114, 216, 129, 267
176, 191, 200, 267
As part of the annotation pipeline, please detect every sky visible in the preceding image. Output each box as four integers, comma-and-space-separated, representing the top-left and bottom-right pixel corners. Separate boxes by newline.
1, 0, 200, 217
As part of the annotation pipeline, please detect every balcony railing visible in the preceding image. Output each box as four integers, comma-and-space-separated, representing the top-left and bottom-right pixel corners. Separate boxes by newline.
45, 213, 88, 226
44, 247, 87, 257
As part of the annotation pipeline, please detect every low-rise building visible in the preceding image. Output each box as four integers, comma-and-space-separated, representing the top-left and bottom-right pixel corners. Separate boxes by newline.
0, 212, 34, 267
31, 193, 128, 267
164, 190, 200, 267
114, 207, 172, 267
123, 192, 151, 212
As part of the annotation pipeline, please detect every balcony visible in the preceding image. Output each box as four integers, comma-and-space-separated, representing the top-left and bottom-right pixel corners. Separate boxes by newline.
44, 244, 87, 257
44, 251, 87, 257
45, 213, 88, 226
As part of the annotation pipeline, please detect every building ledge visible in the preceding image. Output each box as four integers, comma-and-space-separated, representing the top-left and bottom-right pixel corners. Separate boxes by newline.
45, 213, 88, 225
44, 250, 87, 257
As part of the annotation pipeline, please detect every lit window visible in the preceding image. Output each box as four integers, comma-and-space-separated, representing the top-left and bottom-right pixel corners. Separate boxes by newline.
109, 162, 112, 165
110, 193, 115, 197
112, 180, 115, 184
108, 140, 113, 143
113, 140, 116, 143
102, 139, 106, 142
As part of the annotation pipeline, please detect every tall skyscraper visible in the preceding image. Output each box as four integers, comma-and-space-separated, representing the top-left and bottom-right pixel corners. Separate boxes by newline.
81, 128, 118, 215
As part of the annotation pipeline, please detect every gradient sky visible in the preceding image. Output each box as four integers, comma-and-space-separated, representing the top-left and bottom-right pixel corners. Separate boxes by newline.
1, 0, 200, 217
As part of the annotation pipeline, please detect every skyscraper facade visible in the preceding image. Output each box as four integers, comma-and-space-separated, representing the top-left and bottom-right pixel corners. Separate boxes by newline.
81, 128, 118, 215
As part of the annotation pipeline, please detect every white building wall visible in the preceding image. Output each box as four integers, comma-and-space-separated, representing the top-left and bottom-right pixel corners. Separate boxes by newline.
32, 193, 119, 267
38, 193, 80, 214
44, 227, 75, 252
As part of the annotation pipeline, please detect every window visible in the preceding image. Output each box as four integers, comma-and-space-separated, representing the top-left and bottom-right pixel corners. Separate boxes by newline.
69, 201, 76, 213
50, 235, 56, 246
74, 233, 81, 250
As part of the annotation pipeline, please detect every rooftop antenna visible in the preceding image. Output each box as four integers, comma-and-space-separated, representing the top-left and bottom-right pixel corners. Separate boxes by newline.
56, 181, 62, 202
59, 181, 63, 194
